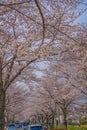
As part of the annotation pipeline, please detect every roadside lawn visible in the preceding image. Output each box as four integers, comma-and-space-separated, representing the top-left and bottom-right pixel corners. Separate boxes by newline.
53, 125, 87, 130
68, 125, 87, 130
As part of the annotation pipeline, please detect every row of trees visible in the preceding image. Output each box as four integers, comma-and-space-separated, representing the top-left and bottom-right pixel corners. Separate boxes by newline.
24, 59, 86, 130
0, 0, 87, 130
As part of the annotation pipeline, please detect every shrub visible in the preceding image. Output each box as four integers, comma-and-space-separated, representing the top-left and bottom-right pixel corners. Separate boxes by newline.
80, 118, 87, 125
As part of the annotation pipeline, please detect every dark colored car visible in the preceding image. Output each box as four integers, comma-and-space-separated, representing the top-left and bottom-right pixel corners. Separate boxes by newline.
15, 122, 22, 128
21, 121, 29, 130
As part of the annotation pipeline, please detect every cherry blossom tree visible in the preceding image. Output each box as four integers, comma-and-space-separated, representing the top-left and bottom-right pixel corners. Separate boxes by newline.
5, 85, 29, 123
0, 0, 87, 130
33, 59, 82, 130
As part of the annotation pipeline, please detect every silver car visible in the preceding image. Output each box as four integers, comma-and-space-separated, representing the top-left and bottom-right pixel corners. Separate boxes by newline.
28, 124, 44, 130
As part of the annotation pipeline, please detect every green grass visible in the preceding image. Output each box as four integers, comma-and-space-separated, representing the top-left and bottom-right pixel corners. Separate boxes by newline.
52, 125, 87, 130
68, 125, 87, 130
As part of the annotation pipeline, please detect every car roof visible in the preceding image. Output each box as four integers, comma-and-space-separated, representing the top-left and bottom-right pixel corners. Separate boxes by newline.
29, 124, 42, 127
8, 124, 15, 127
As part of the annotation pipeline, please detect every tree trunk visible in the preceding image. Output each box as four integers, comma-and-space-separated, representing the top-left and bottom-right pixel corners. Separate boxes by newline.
51, 114, 55, 129
0, 88, 5, 130
57, 108, 61, 128
62, 109, 67, 130
45, 115, 49, 128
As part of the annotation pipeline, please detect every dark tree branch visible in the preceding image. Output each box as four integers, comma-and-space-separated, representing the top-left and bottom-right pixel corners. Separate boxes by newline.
5, 57, 38, 90
0, 0, 31, 6
0, 57, 3, 88
0, 3, 42, 26
34, 0, 45, 48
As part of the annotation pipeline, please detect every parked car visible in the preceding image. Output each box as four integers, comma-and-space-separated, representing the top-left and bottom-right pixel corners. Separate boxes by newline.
28, 124, 44, 130
7, 123, 16, 130
15, 122, 22, 129
21, 121, 29, 130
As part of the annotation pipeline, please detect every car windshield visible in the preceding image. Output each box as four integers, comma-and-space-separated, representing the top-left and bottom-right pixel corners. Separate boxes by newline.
8, 124, 15, 127
30, 126, 43, 130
